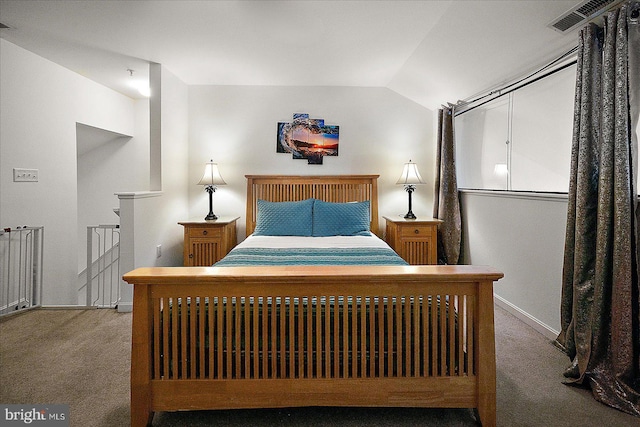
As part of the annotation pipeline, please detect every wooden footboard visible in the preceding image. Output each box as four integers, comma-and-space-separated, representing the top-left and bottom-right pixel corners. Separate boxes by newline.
124, 265, 502, 427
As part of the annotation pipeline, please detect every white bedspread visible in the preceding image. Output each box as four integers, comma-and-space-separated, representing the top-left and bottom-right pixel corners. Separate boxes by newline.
236, 234, 392, 249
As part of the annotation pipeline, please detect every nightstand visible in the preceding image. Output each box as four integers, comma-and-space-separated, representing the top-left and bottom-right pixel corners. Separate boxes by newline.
179, 217, 239, 266
383, 216, 442, 265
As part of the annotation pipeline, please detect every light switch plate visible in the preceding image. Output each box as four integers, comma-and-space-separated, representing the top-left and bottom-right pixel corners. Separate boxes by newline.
13, 168, 39, 182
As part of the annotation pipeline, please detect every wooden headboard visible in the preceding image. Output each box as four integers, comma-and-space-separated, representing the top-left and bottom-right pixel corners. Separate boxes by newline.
245, 175, 380, 236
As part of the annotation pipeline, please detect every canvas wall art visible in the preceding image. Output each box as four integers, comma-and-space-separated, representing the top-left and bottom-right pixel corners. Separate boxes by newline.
277, 113, 339, 164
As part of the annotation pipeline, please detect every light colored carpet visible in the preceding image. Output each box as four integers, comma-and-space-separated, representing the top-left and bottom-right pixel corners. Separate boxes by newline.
0, 306, 638, 426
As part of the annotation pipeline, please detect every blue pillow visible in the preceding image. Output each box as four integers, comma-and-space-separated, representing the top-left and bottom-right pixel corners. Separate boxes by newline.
253, 198, 314, 236
312, 200, 371, 237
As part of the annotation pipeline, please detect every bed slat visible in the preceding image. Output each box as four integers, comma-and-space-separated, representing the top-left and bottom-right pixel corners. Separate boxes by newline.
150, 293, 479, 381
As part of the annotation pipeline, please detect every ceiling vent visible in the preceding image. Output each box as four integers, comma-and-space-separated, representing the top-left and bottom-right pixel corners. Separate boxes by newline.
549, 0, 625, 33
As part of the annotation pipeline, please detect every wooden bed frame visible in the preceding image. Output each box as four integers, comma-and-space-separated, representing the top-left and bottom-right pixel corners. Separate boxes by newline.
124, 175, 503, 427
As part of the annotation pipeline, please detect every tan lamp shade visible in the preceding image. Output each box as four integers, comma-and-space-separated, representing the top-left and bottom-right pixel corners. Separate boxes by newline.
198, 160, 227, 186
396, 160, 425, 185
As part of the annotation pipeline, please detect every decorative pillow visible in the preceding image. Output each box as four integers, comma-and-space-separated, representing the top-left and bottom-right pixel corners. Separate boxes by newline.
253, 198, 314, 236
312, 200, 371, 237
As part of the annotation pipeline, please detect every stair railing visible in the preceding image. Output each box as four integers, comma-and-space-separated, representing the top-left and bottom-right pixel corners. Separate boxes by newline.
85, 225, 120, 308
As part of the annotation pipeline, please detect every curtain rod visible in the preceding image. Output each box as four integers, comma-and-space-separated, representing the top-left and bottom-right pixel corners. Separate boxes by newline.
452, 45, 578, 116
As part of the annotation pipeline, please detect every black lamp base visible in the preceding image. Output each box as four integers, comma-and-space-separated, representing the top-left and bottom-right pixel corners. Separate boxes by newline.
403, 184, 417, 220
204, 185, 218, 221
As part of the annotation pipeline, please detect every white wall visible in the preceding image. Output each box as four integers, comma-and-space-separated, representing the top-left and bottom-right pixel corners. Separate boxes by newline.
117, 65, 189, 312
0, 39, 138, 305
460, 191, 567, 337
188, 86, 435, 238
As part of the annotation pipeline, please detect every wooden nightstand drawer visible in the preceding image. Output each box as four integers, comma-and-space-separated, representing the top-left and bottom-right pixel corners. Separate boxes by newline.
188, 227, 222, 238
400, 225, 433, 238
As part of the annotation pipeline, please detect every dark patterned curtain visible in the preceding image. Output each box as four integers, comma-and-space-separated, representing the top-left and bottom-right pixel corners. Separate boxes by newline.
433, 107, 461, 265
556, 1, 640, 416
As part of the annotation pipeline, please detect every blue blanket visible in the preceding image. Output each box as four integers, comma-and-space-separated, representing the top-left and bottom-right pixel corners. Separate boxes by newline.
214, 247, 408, 267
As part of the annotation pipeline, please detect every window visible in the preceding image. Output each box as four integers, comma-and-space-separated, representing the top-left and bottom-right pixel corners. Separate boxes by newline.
455, 64, 576, 193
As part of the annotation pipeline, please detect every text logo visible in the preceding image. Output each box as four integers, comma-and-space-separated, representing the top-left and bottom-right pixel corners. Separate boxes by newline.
0, 405, 69, 426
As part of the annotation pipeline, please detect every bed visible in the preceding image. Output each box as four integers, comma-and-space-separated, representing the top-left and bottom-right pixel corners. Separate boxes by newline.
124, 175, 503, 426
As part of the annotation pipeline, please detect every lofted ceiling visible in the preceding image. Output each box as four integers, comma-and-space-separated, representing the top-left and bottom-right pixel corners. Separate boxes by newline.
0, 0, 583, 110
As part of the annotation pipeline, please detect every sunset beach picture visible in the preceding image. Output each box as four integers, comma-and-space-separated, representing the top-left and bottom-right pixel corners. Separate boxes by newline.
277, 113, 339, 164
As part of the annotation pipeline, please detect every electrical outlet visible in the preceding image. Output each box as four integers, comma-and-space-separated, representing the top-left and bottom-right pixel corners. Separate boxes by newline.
13, 168, 38, 182
156, 245, 162, 258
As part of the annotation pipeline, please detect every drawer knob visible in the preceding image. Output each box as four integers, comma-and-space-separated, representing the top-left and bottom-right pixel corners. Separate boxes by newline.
202, 230, 208, 235
414, 229, 420, 234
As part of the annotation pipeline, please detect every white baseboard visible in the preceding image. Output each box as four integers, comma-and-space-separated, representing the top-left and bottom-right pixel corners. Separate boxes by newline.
117, 302, 132, 313
494, 294, 559, 341
42, 305, 97, 310
42, 304, 132, 312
